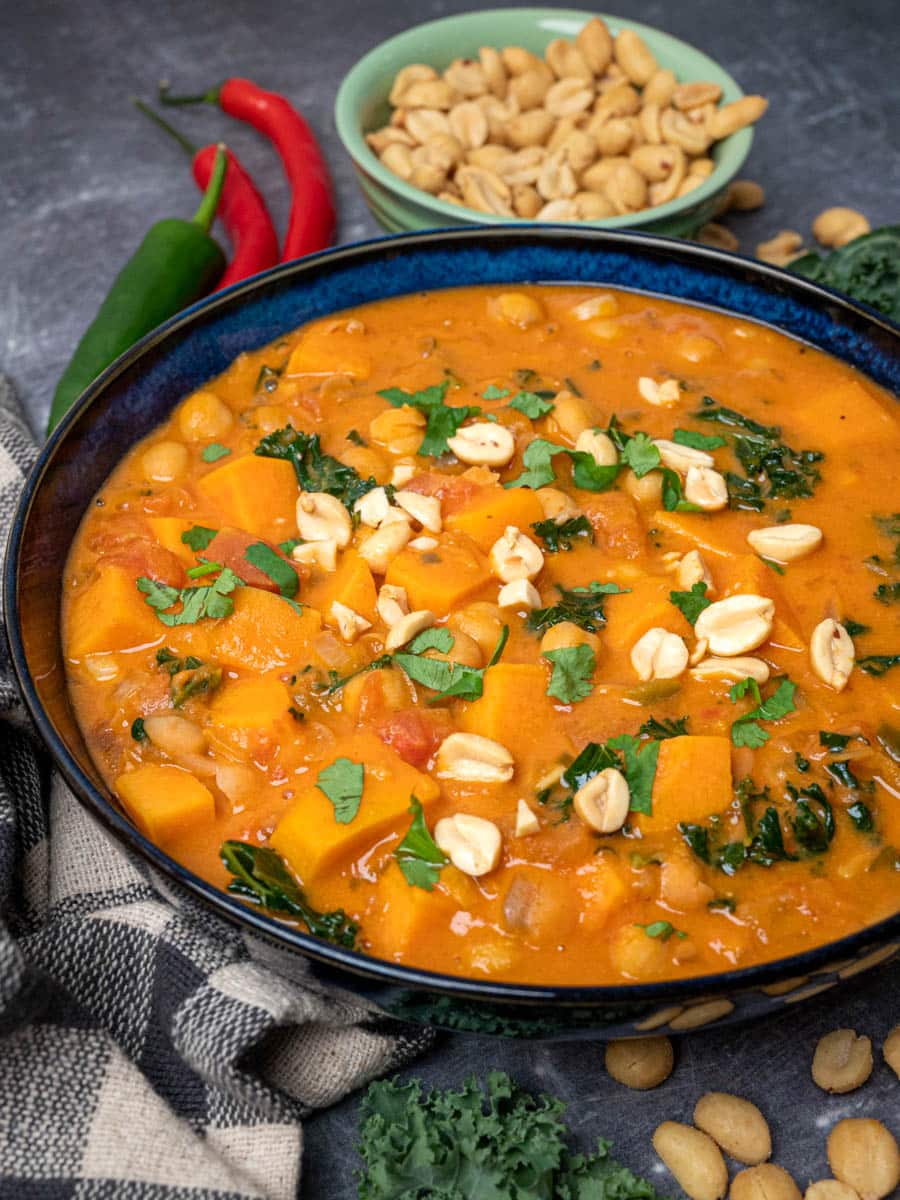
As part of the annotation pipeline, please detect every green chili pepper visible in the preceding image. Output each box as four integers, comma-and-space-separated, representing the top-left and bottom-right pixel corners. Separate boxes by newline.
47, 145, 229, 433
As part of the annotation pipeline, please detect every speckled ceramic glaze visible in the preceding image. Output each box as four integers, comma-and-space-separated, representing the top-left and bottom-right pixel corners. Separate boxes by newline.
334, 8, 755, 237
6, 228, 899, 1039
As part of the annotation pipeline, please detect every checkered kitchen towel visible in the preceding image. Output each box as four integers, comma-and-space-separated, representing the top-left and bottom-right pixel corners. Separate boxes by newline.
0, 377, 433, 1199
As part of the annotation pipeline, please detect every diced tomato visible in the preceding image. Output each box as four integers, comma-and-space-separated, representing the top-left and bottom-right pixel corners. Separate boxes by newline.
582, 491, 646, 559
374, 709, 448, 769
204, 527, 307, 594
102, 541, 186, 586
405, 472, 484, 515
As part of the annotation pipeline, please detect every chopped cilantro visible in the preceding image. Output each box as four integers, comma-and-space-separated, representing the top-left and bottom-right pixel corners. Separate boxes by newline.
730, 677, 797, 748
316, 758, 365, 824
673, 428, 727, 450
505, 438, 620, 492
346, 428, 367, 446
137, 567, 240, 626
482, 384, 510, 400
256, 426, 377, 511
621, 432, 660, 478
543, 644, 595, 704
638, 715, 689, 740
220, 841, 358, 946
660, 468, 702, 512
406, 626, 455, 655
508, 390, 555, 418
394, 797, 447, 891
186, 560, 222, 579
607, 734, 660, 816
636, 920, 684, 941
531, 514, 594, 552
201, 442, 231, 463
180, 525, 218, 552
527, 581, 629, 635
243, 542, 299, 598
669, 581, 711, 625
278, 538, 303, 555
378, 379, 484, 457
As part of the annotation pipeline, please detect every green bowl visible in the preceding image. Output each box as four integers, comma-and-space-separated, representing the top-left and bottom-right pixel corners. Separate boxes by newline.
335, 7, 756, 237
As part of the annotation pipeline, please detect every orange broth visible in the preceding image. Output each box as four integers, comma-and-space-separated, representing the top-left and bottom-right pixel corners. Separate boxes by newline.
61, 285, 900, 985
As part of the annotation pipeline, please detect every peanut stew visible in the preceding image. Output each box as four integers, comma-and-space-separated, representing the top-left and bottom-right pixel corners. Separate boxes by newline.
62, 285, 900, 985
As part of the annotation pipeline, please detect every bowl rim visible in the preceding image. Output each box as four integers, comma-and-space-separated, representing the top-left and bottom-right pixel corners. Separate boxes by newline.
6, 224, 900, 1009
334, 6, 754, 231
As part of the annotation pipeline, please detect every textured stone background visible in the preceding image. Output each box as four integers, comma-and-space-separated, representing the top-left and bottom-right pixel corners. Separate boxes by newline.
2, 0, 898, 1193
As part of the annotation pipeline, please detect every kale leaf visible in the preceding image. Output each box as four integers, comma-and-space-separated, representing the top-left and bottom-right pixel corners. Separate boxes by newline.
256, 425, 377, 510
527, 582, 629, 635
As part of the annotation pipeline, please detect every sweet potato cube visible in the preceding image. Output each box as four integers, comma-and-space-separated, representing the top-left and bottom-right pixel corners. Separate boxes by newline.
385, 533, 491, 616
215, 585, 321, 672
116, 764, 215, 845
577, 854, 629, 934
210, 678, 293, 732
286, 320, 371, 380
270, 731, 439, 886
368, 860, 449, 958
66, 565, 163, 658
145, 517, 196, 566
196, 454, 297, 543
446, 487, 545, 551
307, 549, 378, 625
637, 735, 733, 833
652, 509, 740, 558
458, 663, 570, 762
602, 576, 678, 646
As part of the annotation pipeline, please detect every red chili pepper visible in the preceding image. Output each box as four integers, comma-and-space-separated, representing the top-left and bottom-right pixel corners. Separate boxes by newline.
159, 78, 336, 262
136, 100, 279, 289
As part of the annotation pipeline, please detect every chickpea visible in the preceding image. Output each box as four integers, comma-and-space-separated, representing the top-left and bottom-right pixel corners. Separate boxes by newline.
538, 621, 596, 656
611, 923, 669, 980
490, 290, 545, 328
369, 405, 426, 455
142, 440, 189, 482
177, 390, 234, 442
675, 333, 720, 364
448, 602, 504, 660
342, 664, 415, 722
252, 404, 291, 434
623, 467, 663, 505
547, 390, 594, 442
341, 443, 391, 484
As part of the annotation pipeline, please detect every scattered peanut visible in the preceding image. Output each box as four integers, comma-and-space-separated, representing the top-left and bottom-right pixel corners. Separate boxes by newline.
434, 812, 503, 876
436, 732, 515, 783
355, 486, 393, 528
370, 22, 768, 223
357, 518, 412, 573
296, 492, 353, 547
691, 655, 771, 684
489, 525, 545, 582
810, 618, 855, 692
652, 1121, 728, 1200
573, 767, 630, 834
385, 609, 435, 651
695, 594, 775, 656
376, 583, 409, 627
747, 523, 823, 563
804, 1183, 861, 1200
693, 1092, 771, 1165
292, 539, 338, 572
813, 207, 870, 249
515, 798, 540, 837
639, 376, 681, 407
498, 578, 541, 610
653, 437, 714, 472
728, 179, 765, 210
447, 421, 516, 466
676, 548, 715, 593
698, 222, 739, 252
536, 486, 582, 523
631, 627, 689, 680
684, 465, 729, 511
731, 1164, 801, 1200
331, 601, 372, 642
812, 1029, 873, 1094
604, 1036, 674, 1089
757, 230, 805, 266
827, 1119, 900, 1200
394, 489, 443, 531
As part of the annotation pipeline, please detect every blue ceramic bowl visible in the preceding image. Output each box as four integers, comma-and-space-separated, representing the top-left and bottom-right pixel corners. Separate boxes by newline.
6, 228, 900, 1040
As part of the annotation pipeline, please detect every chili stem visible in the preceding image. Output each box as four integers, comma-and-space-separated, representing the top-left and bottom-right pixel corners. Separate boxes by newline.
133, 98, 197, 156
158, 81, 222, 106
191, 144, 228, 232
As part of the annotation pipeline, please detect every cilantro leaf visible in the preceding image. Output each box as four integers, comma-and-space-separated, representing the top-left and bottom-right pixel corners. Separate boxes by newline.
669, 581, 711, 625
279, 538, 303, 555
482, 384, 510, 400
394, 652, 485, 703
673, 428, 727, 450
394, 797, 447, 891
243, 542, 299, 598
731, 720, 771, 749
531, 514, 594, 553
509, 390, 555, 418
608, 733, 660, 815
527, 581, 629, 635
406, 627, 455, 655
730, 678, 797, 748
638, 715, 689, 739
544, 644, 595, 704
729, 676, 762, 705
220, 841, 358, 946
506, 438, 619, 492
181, 525, 218, 552
636, 920, 684, 941
255, 426, 377, 511
316, 757, 365, 824
137, 567, 240, 626
201, 442, 231, 463
621, 432, 660, 478
660, 467, 701, 512
378, 380, 484, 457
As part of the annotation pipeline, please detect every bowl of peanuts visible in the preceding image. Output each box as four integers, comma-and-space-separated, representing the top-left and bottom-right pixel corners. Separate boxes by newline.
335, 8, 767, 235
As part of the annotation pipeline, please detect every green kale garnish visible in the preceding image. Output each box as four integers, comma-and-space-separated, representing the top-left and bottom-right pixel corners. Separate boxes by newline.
531, 515, 594, 552
527, 582, 629, 635
256, 425, 377, 510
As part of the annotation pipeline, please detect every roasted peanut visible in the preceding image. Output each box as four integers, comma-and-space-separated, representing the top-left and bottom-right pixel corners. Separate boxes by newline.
479, 46, 508, 98
614, 29, 657, 86
296, 492, 353, 547
708, 95, 768, 139
436, 732, 514, 783
694, 594, 775, 656
376, 583, 409, 627
643, 68, 677, 108
573, 767, 630, 833
292, 539, 338, 572
331, 601, 372, 642
489, 525, 545, 582
515, 799, 540, 836
605, 1036, 674, 1089
498, 579, 541, 610
812, 1029, 873, 1093
653, 437, 714, 472
632, 627, 689, 681
444, 57, 489, 98
576, 17, 614, 74
691, 656, 770, 684
804, 1184, 861, 1200
810, 618, 855, 692
757, 230, 805, 266
512, 183, 542, 217
731, 1164, 801, 1200
508, 68, 551, 111
747, 523, 822, 563
357, 519, 411, 573
827, 1120, 900, 1200
684, 465, 728, 511
435, 812, 503, 875
638, 376, 681, 407
676, 548, 714, 593
698, 222, 739, 252
389, 64, 438, 106
536, 486, 582, 522
728, 179, 765, 210
813, 207, 871, 248
507, 109, 554, 148
693, 1092, 771, 1165
652, 1121, 728, 1200
575, 428, 618, 466
885, 1023, 900, 1079
673, 81, 722, 110
394, 489, 442, 531
457, 165, 512, 214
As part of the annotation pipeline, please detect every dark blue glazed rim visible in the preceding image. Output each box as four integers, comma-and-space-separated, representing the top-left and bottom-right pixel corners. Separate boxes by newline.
5, 226, 900, 1020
